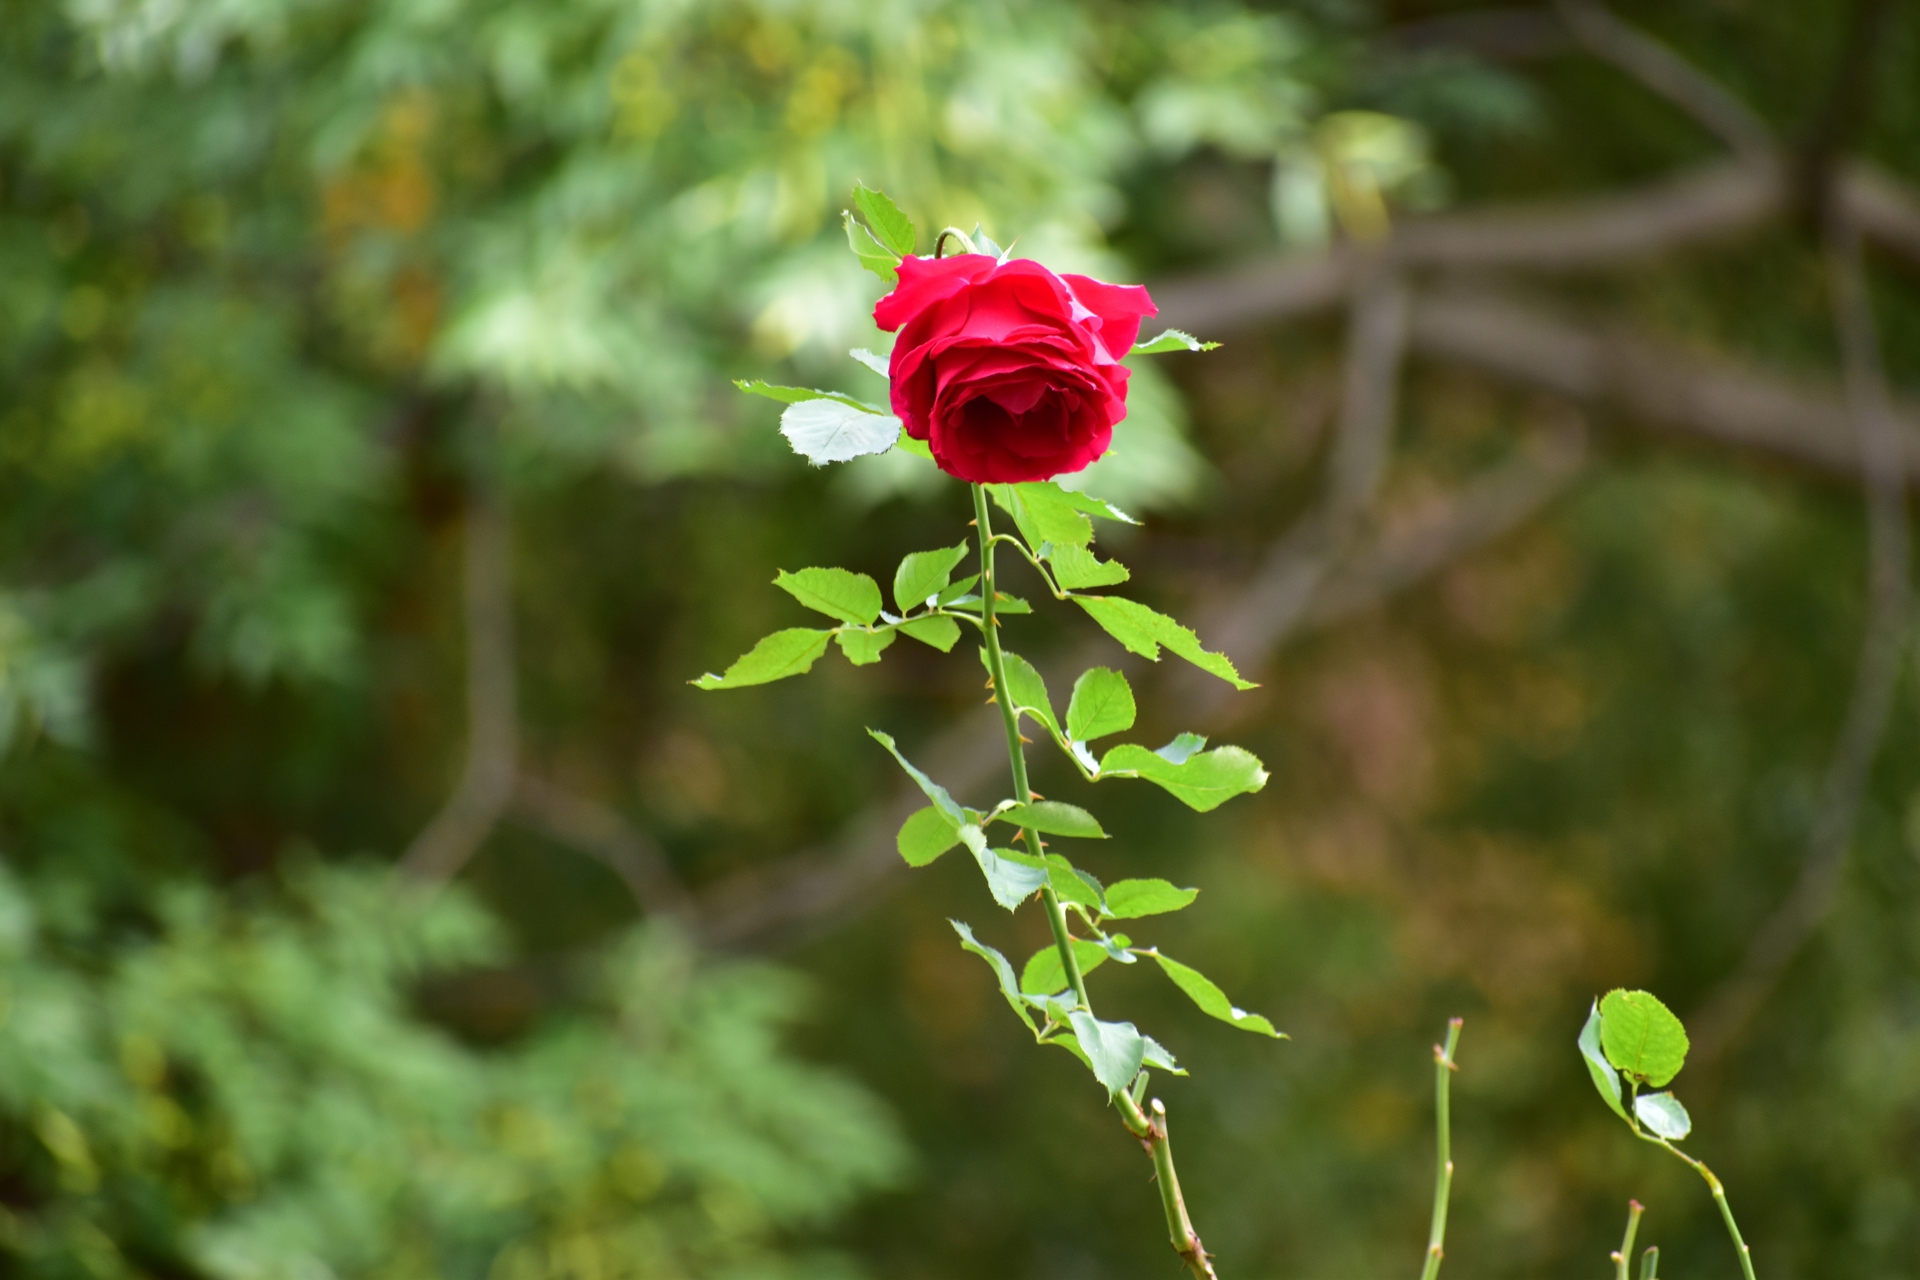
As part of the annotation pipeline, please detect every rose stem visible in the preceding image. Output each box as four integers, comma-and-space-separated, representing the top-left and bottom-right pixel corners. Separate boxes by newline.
1420, 1018, 1464, 1280
1611, 1200, 1643, 1280
971, 482, 1218, 1280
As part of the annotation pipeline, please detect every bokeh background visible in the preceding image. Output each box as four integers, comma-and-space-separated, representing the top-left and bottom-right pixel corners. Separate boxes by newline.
5, 1, 1920, 1277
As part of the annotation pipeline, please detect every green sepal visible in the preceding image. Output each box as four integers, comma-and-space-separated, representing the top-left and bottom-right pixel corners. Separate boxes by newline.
897, 806, 961, 866
1097, 741, 1268, 811
775, 567, 884, 625
1074, 595, 1254, 690
950, 920, 1036, 1034
692, 628, 832, 690
1146, 950, 1285, 1037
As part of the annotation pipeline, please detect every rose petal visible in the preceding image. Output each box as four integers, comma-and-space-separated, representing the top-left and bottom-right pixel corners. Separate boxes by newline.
1062, 274, 1158, 359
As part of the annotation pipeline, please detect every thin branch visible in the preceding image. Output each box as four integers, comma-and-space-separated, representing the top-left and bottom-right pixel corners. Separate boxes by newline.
509, 773, 697, 921
1420, 1019, 1464, 1280
1690, 214, 1912, 1066
1553, 0, 1773, 160
398, 459, 518, 887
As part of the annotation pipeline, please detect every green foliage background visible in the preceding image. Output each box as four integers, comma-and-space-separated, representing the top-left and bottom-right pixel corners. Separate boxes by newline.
4, 0, 1920, 1278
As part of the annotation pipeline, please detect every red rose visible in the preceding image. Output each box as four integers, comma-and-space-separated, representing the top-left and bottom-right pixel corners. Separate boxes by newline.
874, 254, 1156, 484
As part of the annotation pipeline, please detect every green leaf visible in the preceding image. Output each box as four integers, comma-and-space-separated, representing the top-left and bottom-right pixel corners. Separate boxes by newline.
1067, 668, 1136, 742
867, 729, 965, 824
734, 380, 885, 412
843, 209, 899, 282
998, 801, 1105, 838
1148, 952, 1284, 1037
1058, 490, 1140, 525
1141, 1035, 1185, 1075
950, 920, 1035, 1034
971, 223, 1006, 259
1131, 329, 1222, 355
1068, 1013, 1149, 1095
692, 628, 832, 690
991, 593, 1032, 614
1103, 879, 1198, 919
1153, 732, 1207, 764
897, 615, 960, 652
897, 806, 960, 867
1043, 854, 1106, 910
835, 628, 894, 666
1072, 596, 1255, 690
1047, 543, 1130, 589
894, 543, 971, 613
849, 347, 890, 378
935, 575, 980, 605
1097, 742, 1268, 811
989, 482, 1094, 550
852, 183, 915, 258
1599, 989, 1690, 1088
982, 648, 1058, 737
959, 826, 1049, 911
1578, 1002, 1630, 1121
894, 433, 934, 461
1020, 938, 1110, 995
780, 399, 902, 465
775, 568, 883, 625
1633, 1091, 1692, 1141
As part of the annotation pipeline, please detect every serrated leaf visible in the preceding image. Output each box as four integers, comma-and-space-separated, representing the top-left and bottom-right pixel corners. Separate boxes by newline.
935, 575, 980, 605
1578, 1002, 1630, 1121
734, 379, 887, 411
1058, 490, 1140, 525
843, 210, 899, 282
835, 628, 894, 666
1097, 742, 1268, 811
998, 801, 1105, 838
981, 648, 1058, 737
992, 593, 1032, 614
1043, 854, 1106, 910
693, 628, 832, 690
1141, 1035, 1185, 1075
989, 482, 1094, 550
1068, 1011, 1148, 1095
1148, 952, 1283, 1037
1073, 596, 1254, 689
897, 806, 960, 867
1153, 732, 1207, 765
775, 568, 883, 625
897, 615, 960, 652
1132, 329, 1222, 355
950, 920, 1035, 1034
1020, 938, 1110, 995
1067, 668, 1136, 742
853, 184, 916, 257
959, 825, 1049, 910
1048, 543, 1130, 589
867, 729, 965, 824
1634, 1091, 1692, 1140
1599, 989, 1690, 1088
850, 347, 891, 378
780, 399, 902, 465
894, 543, 971, 613
1103, 879, 1198, 919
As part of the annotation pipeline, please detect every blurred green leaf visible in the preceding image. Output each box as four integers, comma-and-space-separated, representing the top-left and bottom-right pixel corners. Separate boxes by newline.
776, 568, 884, 626
1600, 989, 1690, 1087
1067, 668, 1136, 742
1131, 329, 1222, 355
734, 380, 885, 411
844, 210, 900, 282
780, 400, 902, 465
1634, 1091, 1692, 1140
1103, 879, 1198, 918
1579, 1002, 1631, 1121
693, 628, 832, 689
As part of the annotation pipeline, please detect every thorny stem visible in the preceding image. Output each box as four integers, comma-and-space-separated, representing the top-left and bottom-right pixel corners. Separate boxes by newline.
972, 483, 1216, 1280
1611, 1201, 1644, 1280
1419, 1019, 1463, 1280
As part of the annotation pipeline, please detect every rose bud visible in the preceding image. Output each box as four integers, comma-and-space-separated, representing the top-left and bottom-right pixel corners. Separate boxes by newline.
874, 253, 1156, 484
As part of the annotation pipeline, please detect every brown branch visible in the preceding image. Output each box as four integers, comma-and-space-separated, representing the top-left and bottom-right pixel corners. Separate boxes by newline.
1689, 216, 1912, 1065
1553, 0, 1773, 160
397, 463, 518, 886
509, 773, 697, 921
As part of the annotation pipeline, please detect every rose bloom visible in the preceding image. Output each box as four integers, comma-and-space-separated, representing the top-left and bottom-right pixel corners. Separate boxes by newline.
874, 254, 1156, 483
